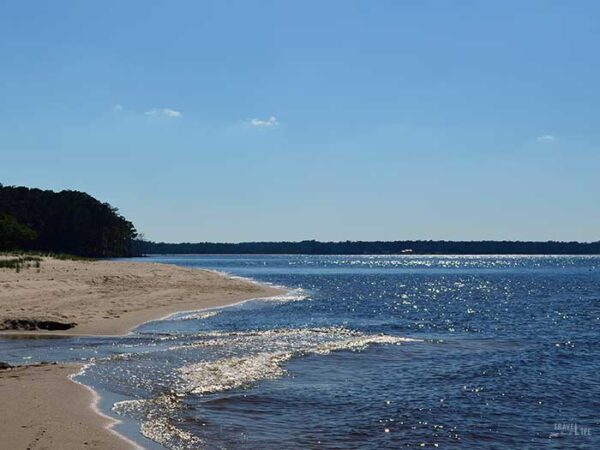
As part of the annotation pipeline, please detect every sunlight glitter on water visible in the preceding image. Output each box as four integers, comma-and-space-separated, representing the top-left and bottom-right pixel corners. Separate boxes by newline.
14, 255, 598, 449
110, 327, 416, 449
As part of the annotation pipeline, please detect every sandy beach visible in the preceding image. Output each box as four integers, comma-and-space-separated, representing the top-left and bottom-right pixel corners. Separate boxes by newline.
0, 258, 284, 448
0, 363, 136, 449
0, 257, 282, 336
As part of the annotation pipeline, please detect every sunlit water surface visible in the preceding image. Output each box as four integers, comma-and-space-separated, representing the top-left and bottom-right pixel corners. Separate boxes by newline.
1, 255, 599, 449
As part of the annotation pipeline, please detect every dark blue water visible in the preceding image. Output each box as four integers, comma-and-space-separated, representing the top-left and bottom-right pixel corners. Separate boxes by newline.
1, 255, 598, 449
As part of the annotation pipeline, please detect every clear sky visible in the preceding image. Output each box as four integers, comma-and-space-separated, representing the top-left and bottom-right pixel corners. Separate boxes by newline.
1, 1, 599, 242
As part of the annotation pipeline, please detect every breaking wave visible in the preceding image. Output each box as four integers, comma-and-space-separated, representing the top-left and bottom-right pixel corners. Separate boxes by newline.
114, 395, 201, 449
257, 287, 309, 303
178, 331, 414, 395
112, 327, 418, 449
176, 310, 220, 321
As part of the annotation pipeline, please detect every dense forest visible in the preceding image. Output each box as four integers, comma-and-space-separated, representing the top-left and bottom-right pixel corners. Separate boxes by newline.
143, 239, 600, 255
0, 184, 139, 257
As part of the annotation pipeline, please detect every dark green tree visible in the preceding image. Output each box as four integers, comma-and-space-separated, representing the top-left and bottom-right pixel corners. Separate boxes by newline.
0, 184, 139, 257
0, 213, 37, 250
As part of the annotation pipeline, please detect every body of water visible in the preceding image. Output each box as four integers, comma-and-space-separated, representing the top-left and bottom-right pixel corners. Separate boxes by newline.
1, 255, 598, 449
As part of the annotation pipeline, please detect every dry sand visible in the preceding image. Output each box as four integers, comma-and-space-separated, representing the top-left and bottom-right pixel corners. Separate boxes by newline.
0, 257, 284, 448
0, 257, 283, 336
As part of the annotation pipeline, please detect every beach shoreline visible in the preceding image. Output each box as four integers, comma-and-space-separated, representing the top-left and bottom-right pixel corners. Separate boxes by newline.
0, 258, 285, 449
0, 257, 283, 336
0, 362, 139, 449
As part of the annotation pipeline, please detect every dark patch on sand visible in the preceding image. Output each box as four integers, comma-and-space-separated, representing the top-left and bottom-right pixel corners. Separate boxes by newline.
0, 319, 77, 331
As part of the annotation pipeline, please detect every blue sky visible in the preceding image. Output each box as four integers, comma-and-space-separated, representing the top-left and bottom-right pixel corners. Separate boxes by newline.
1, 1, 599, 242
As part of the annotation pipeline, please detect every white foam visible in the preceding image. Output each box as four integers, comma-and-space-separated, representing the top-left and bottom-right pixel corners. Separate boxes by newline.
179, 352, 292, 395
112, 327, 420, 449
177, 310, 220, 321
256, 287, 308, 303
140, 417, 203, 450
114, 394, 201, 449
168, 327, 418, 354
176, 328, 419, 396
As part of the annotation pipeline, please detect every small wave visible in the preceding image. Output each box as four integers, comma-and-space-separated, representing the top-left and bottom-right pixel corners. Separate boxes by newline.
177, 329, 417, 395
177, 310, 220, 321
180, 352, 292, 395
257, 287, 308, 303
141, 417, 202, 450
114, 395, 202, 449
203, 269, 279, 289
113, 327, 418, 449
167, 327, 418, 353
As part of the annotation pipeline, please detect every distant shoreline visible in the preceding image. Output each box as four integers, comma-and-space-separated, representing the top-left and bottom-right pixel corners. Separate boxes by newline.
139, 252, 600, 256
141, 240, 600, 256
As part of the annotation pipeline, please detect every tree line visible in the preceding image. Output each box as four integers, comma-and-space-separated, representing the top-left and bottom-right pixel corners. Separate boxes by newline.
0, 184, 140, 257
142, 239, 600, 255
4, 183, 597, 257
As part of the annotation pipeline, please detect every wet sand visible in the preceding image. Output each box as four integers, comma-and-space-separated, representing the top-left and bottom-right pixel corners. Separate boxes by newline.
0, 363, 137, 449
